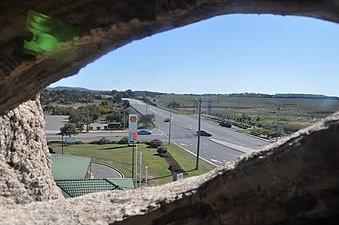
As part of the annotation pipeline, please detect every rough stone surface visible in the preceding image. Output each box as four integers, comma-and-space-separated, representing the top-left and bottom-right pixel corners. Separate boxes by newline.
1, 0, 339, 115
1, 0, 339, 224
0, 97, 62, 204
0, 113, 339, 224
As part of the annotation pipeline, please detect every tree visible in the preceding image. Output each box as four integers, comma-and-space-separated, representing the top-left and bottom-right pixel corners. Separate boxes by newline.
122, 89, 135, 98
60, 123, 78, 137
69, 104, 100, 124
111, 90, 122, 104
168, 101, 180, 109
106, 108, 124, 122
122, 100, 130, 108
140, 114, 155, 127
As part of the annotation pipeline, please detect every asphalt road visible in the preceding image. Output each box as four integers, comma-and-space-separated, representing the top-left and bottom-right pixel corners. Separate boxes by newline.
129, 99, 270, 166
45, 100, 270, 166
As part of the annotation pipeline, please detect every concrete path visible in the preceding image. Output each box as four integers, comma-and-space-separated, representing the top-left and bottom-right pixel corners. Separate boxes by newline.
91, 163, 123, 178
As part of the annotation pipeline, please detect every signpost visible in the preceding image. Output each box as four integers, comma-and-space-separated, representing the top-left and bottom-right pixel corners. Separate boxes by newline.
128, 115, 138, 144
128, 115, 138, 181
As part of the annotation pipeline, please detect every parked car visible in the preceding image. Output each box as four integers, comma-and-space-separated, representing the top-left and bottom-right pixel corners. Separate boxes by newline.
197, 130, 212, 137
163, 118, 170, 122
138, 129, 152, 135
219, 121, 232, 128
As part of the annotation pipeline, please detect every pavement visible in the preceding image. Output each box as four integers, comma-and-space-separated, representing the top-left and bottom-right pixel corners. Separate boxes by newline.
91, 163, 123, 178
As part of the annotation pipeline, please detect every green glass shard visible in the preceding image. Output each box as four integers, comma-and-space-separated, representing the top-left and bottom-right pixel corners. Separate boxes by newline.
24, 10, 79, 56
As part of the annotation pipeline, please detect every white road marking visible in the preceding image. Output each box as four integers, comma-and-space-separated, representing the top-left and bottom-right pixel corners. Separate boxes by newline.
210, 159, 222, 164
209, 138, 255, 154
180, 143, 187, 146
157, 129, 168, 137
212, 155, 216, 158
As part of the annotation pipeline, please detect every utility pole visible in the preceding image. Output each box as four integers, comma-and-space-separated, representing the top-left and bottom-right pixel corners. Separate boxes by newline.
195, 96, 202, 170
139, 152, 142, 187
132, 144, 135, 181
61, 134, 64, 154
168, 108, 172, 144
145, 166, 148, 187
86, 95, 89, 132
123, 107, 126, 130
277, 106, 281, 141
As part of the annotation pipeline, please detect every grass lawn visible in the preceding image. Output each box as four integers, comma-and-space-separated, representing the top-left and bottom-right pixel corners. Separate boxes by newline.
48, 142, 215, 186
166, 144, 216, 177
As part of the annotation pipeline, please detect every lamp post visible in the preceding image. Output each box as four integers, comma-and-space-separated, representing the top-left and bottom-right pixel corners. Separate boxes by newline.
123, 107, 126, 130
86, 94, 89, 132
276, 106, 281, 141
168, 108, 172, 144
195, 96, 202, 170
61, 133, 64, 155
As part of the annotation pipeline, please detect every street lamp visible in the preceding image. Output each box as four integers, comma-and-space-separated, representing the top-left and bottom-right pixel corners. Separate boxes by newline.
61, 133, 64, 154
86, 94, 89, 132
168, 107, 172, 144
276, 106, 281, 141
195, 96, 202, 170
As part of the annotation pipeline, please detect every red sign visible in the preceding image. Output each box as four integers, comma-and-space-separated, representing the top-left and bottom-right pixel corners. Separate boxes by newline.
133, 132, 138, 141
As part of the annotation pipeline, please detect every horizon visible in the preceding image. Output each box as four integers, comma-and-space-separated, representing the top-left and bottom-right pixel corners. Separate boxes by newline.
47, 86, 339, 98
50, 14, 339, 96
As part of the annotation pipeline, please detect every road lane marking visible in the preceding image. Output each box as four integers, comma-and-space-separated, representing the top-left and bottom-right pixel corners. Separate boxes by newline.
210, 138, 255, 154
157, 128, 168, 137
210, 159, 223, 164
180, 143, 187, 146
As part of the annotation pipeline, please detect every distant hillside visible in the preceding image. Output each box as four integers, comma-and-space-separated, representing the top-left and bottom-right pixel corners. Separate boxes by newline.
46, 86, 108, 93
46, 86, 166, 96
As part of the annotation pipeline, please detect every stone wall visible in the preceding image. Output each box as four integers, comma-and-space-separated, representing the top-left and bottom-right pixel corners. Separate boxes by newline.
1, 0, 339, 115
0, 0, 339, 224
0, 97, 62, 204
0, 112, 339, 224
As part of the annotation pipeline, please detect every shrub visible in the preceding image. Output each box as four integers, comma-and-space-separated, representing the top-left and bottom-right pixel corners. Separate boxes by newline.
168, 164, 184, 173
148, 139, 163, 148
118, 137, 128, 144
97, 137, 110, 145
157, 146, 168, 157
284, 122, 309, 133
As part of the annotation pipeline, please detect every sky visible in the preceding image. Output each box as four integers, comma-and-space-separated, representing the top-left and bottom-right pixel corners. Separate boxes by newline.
50, 14, 339, 96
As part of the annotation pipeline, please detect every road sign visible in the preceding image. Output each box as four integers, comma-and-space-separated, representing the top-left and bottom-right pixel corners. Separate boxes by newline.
128, 114, 138, 143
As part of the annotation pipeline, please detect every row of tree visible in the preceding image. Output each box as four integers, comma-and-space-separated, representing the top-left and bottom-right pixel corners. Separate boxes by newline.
41, 89, 136, 105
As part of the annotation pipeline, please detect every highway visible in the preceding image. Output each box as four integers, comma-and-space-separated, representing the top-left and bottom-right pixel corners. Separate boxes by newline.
45, 100, 270, 166
129, 99, 270, 166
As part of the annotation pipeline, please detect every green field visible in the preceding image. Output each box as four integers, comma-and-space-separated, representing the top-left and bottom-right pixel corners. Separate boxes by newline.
156, 94, 339, 136
48, 143, 215, 186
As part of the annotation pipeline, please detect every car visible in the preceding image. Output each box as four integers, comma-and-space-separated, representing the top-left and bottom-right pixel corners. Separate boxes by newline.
197, 130, 212, 137
219, 121, 232, 128
163, 118, 170, 122
137, 129, 152, 135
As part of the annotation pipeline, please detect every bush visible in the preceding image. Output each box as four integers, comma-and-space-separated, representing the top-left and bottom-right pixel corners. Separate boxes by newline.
118, 137, 129, 144
97, 137, 110, 145
157, 146, 168, 157
168, 164, 184, 173
148, 139, 163, 148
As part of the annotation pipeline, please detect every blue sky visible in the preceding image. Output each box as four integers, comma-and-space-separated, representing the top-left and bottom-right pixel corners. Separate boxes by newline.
51, 14, 339, 96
